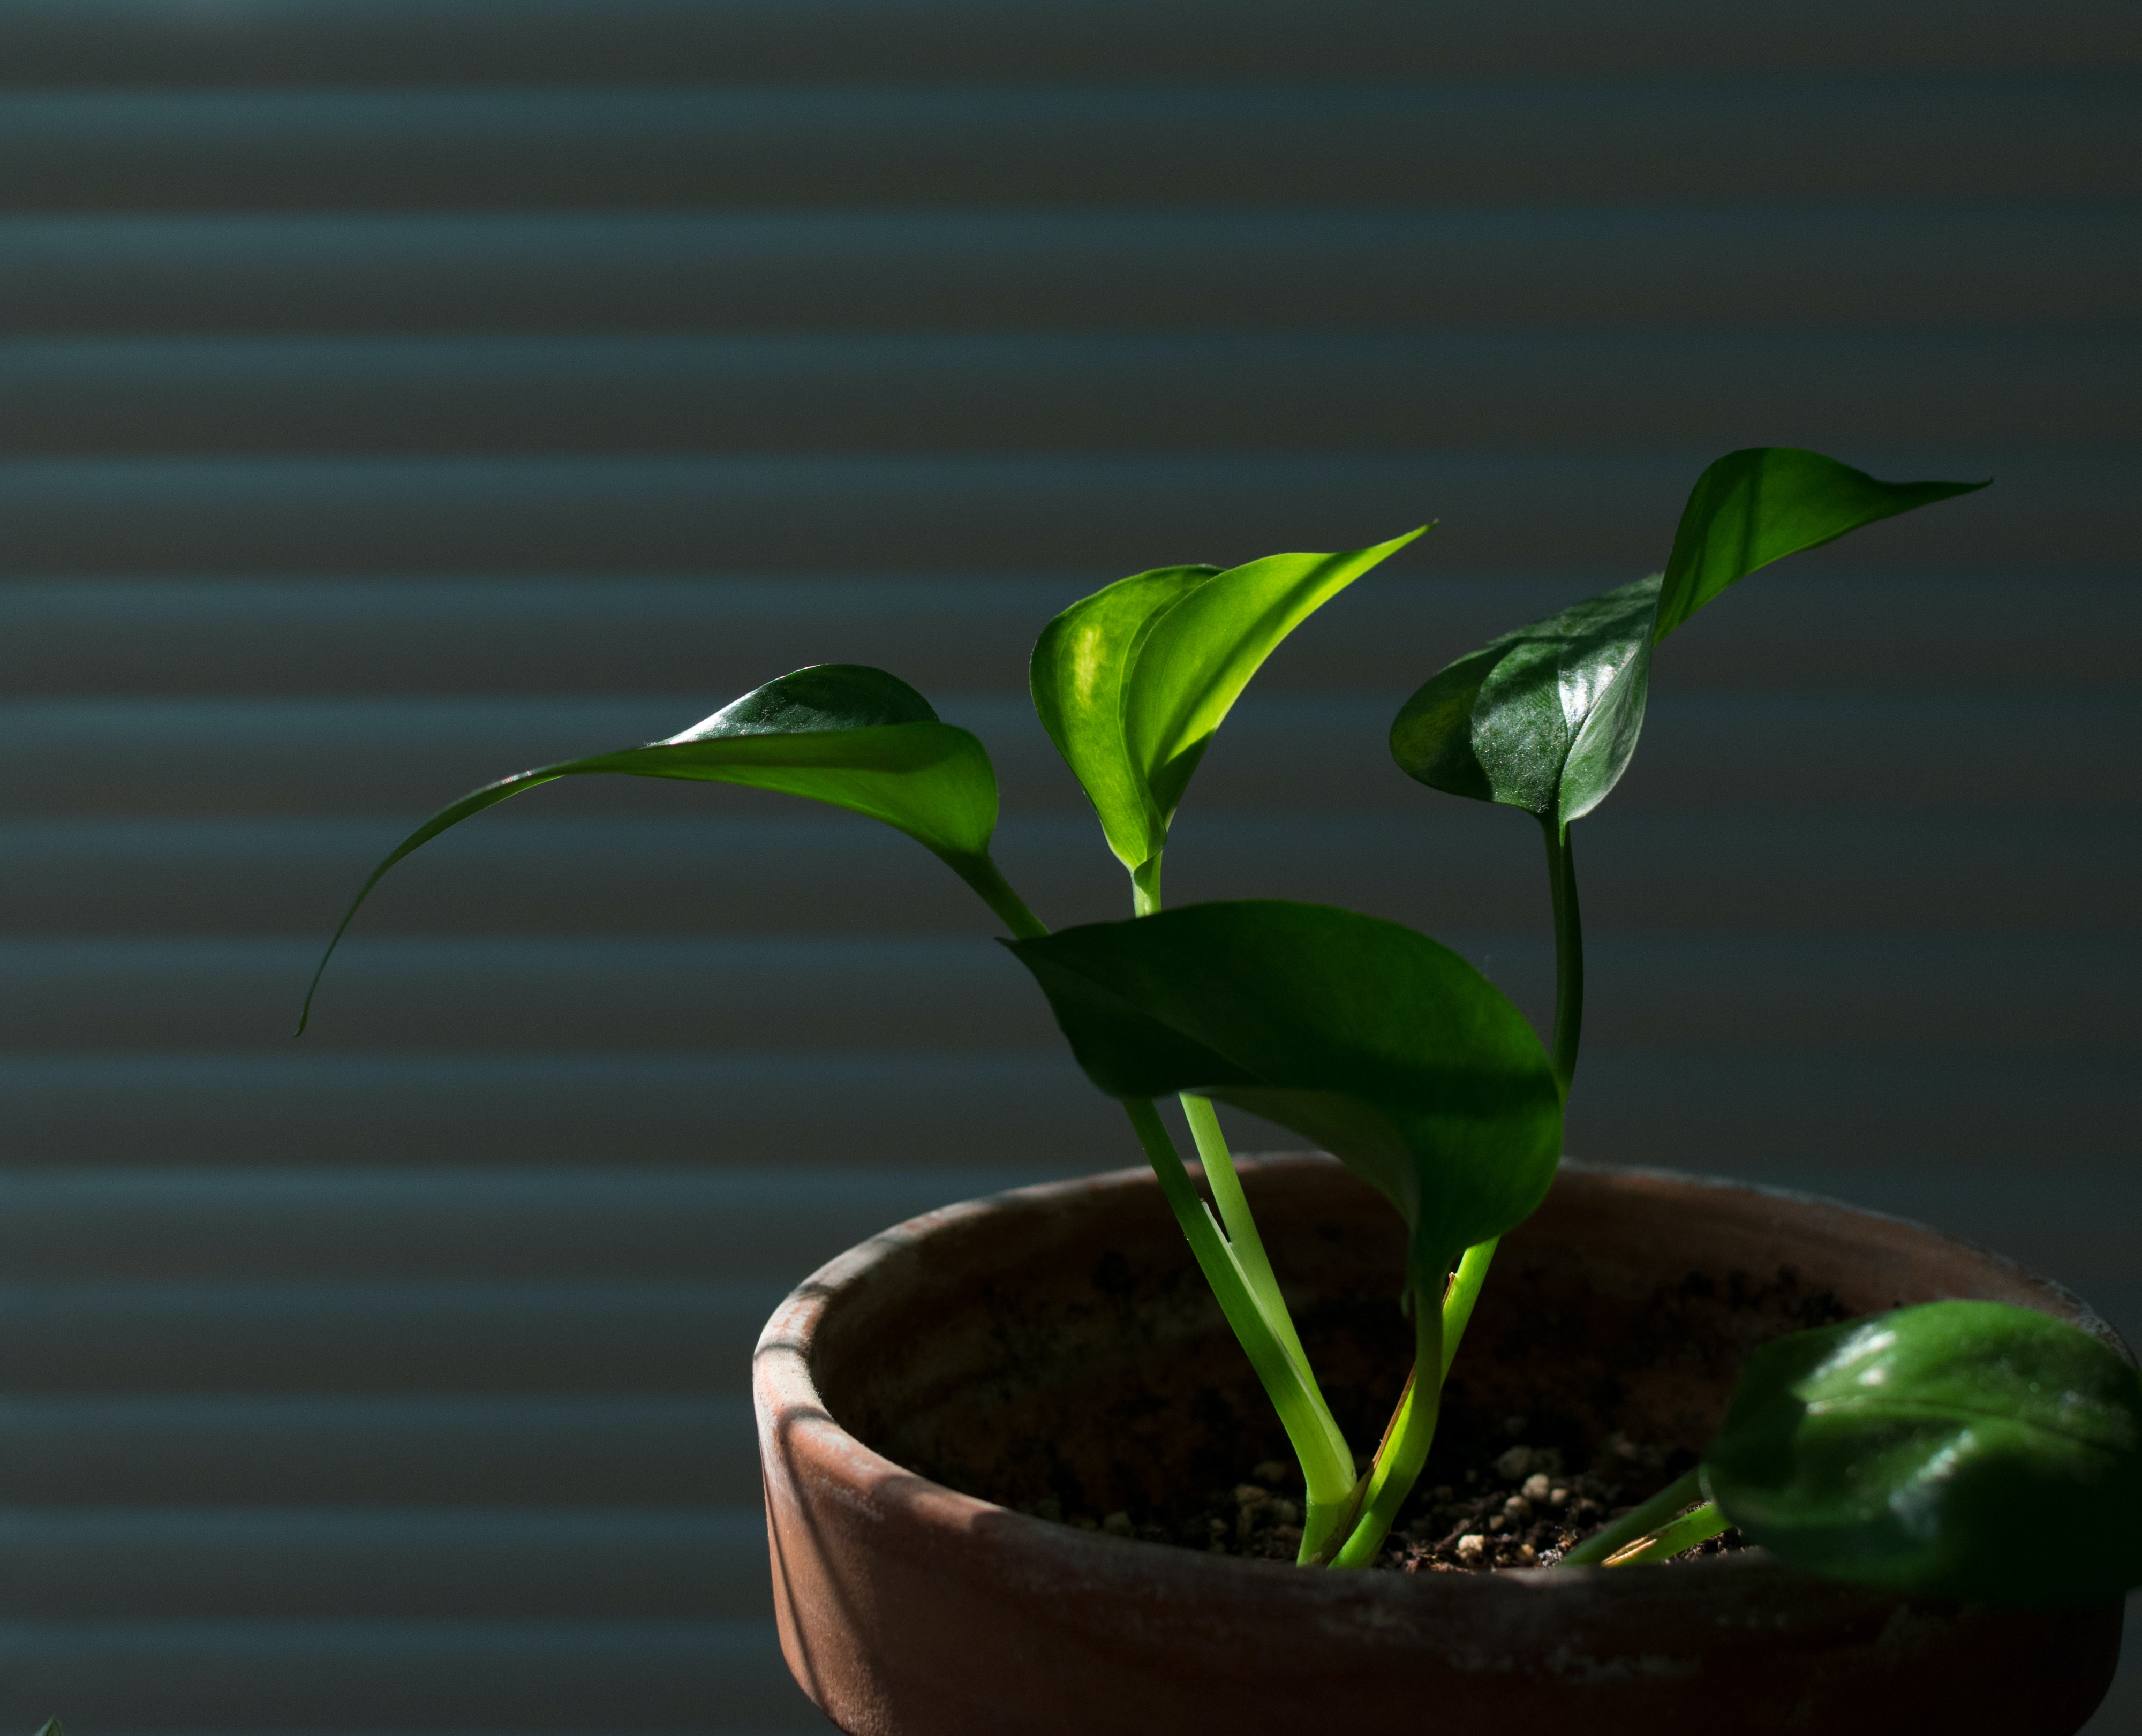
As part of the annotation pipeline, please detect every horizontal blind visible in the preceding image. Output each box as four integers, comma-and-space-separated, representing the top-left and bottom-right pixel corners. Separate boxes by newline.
0, 4, 2135, 1730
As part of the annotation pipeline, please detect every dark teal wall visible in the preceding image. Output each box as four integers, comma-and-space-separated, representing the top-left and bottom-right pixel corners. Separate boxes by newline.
0, 4, 2135, 1727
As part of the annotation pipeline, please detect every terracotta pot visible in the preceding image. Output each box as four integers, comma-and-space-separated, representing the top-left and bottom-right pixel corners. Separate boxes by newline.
755, 1156, 2127, 1734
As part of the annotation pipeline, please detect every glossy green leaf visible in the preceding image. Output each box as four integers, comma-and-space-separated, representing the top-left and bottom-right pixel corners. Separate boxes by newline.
1389, 573, 1656, 826
1392, 448, 1986, 827
1005, 900, 1563, 1285
301, 664, 1005, 1029
1032, 531, 1426, 874
1653, 447, 1988, 643
1702, 1300, 2142, 1607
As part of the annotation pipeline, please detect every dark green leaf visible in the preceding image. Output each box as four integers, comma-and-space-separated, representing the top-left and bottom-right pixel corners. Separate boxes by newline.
1389, 574, 1656, 826
1653, 447, 1988, 643
1005, 900, 1563, 1284
1392, 448, 1986, 827
301, 664, 1000, 1029
1032, 532, 1425, 874
1702, 1300, 2142, 1607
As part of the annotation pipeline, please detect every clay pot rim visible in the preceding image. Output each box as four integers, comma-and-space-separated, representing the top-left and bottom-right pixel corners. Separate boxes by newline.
753, 1153, 2122, 1608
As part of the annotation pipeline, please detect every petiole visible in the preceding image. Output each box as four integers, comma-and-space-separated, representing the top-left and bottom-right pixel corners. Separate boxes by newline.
1121, 1098, 1358, 1538
1600, 1498, 1731, 1567
1540, 816, 1583, 1093
1180, 1091, 1319, 1386
1558, 1467, 1705, 1567
1329, 1284, 1444, 1568
1132, 849, 1340, 1539
1438, 1237, 1498, 1379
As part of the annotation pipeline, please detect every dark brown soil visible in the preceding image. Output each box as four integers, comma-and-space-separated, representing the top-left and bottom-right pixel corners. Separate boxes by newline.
1023, 1418, 1747, 1572
991, 1263, 1854, 1572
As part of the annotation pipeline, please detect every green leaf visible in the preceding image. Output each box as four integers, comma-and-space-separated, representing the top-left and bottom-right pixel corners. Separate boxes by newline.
1653, 447, 1988, 643
1029, 564, 1217, 872
1702, 1300, 2142, 1607
1005, 900, 1563, 1285
34, 1723, 61, 1736
1032, 531, 1426, 874
1389, 573, 1657, 826
300, 664, 1004, 1030
1391, 449, 1987, 827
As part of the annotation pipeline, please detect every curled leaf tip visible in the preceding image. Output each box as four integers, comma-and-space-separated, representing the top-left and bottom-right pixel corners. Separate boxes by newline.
678, 662, 940, 740
299, 664, 1000, 1034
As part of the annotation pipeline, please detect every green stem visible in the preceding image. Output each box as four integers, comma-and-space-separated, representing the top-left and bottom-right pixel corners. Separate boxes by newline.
1601, 1499, 1731, 1567
1541, 816, 1583, 1092
1130, 853, 1164, 917
1180, 1092, 1318, 1384
1120, 1098, 1357, 1523
1130, 848, 1331, 1461
931, 851, 1366, 1552
1316, 889, 1514, 1567
1317, 1248, 1483, 1567
949, 851, 1051, 940
1557, 1467, 1704, 1567
1329, 1286, 1443, 1568
1296, 1478, 1369, 1567
1439, 1237, 1498, 1380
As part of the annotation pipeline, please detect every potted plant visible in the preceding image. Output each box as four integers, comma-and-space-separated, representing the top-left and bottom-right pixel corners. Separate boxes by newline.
301, 449, 2140, 1732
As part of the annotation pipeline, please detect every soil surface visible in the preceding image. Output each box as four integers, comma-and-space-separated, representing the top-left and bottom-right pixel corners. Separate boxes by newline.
1023, 1418, 1747, 1571
856, 1188, 1854, 1576
989, 1264, 1856, 1572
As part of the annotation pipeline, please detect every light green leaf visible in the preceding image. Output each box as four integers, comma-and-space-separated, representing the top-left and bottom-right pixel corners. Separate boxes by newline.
1390, 573, 1656, 826
1653, 447, 1988, 643
1005, 900, 1563, 1286
1702, 1300, 2142, 1607
1029, 565, 1217, 872
1032, 531, 1426, 874
301, 664, 1003, 1029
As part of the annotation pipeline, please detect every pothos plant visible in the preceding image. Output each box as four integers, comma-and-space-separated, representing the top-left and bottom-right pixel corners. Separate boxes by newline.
301, 447, 2142, 1606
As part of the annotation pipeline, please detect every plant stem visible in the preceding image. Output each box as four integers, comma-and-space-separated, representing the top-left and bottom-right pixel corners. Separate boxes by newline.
1540, 816, 1583, 1092
1130, 853, 1164, 917
1130, 849, 1329, 1453
1120, 1097, 1357, 1521
1439, 1237, 1499, 1379
1602, 1499, 1731, 1567
951, 851, 1051, 940
1317, 1247, 1485, 1567
1557, 1467, 1704, 1567
1179, 1092, 1318, 1383
947, 851, 1362, 1551
1329, 1286, 1443, 1568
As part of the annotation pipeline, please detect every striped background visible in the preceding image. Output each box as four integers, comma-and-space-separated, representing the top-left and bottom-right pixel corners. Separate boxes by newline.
0, 3, 2135, 1730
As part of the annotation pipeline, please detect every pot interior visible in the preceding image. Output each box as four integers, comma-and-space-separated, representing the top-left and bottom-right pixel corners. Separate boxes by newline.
809, 1158, 2087, 1524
